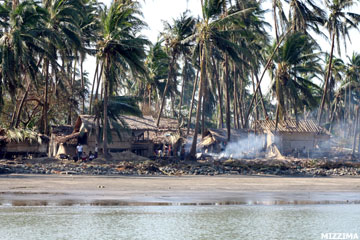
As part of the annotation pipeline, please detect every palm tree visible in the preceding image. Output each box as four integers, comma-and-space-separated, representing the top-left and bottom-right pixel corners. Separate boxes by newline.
187, 0, 255, 159
144, 40, 169, 110
40, 0, 83, 133
318, 0, 360, 124
0, 1, 50, 128
97, 0, 148, 156
270, 32, 322, 123
155, 11, 195, 126
288, 0, 326, 35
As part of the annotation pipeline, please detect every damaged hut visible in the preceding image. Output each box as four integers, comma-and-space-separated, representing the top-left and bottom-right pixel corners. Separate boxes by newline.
0, 128, 49, 158
49, 115, 180, 158
198, 128, 249, 153
255, 120, 331, 156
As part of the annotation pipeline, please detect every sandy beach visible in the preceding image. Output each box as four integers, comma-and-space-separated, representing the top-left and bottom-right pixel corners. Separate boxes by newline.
0, 174, 360, 206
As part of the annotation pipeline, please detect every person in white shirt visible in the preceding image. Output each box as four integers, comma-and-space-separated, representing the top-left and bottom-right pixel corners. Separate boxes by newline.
94, 144, 98, 158
76, 144, 83, 162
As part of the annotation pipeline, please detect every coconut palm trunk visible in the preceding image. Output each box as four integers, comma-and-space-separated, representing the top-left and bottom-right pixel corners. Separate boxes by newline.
224, 55, 231, 141
187, 69, 199, 135
89, 61, 99, 114
102, 57, 109, 156
156, 52, 176, 127
318, 31, 335, 125
245, 28, 291, 126
189, 46, 205, 159
212, 56, 223, 128
14, 79, 31, 128
178, 60, 188, 119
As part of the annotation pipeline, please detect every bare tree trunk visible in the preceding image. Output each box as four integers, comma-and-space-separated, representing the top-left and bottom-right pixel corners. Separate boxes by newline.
224, 55, 231, 141
201, 74, 208, 138
212, 56, 223, 128
94, 62, 104, 102
80, 54, 85, 114
41, 59, 49, 134
102, 57, 109, 157
89, 61, 99, 115
187, 69, 199, 135
238, 73, 245, 128
251, 70, 259, 122
318, 31, 336, 125
245, 28, 291, 127
178, 60, 187, 119
14, 80, 31, 128
255, 71, 268, 118
68, 60, 77, 124
156, 52, 176, 127
352, 106, 359, 155
233, 65, 238, 129
189, 46, 205, 159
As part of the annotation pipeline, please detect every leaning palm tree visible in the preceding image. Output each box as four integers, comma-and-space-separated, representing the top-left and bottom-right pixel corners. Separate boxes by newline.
97, 0, 148, 156
317, 0, 360, 124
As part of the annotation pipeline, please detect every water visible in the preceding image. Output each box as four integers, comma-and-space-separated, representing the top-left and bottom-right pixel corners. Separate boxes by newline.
0, 205, 359, 240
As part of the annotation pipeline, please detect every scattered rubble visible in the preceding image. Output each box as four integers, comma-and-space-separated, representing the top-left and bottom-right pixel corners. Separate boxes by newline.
0, 156, 360, 177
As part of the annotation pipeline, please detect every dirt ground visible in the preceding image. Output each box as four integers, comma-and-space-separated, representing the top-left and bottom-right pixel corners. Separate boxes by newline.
0, 175, 360, 206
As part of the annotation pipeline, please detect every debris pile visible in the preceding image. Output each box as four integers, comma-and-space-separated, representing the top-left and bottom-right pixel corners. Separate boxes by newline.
0, 157, 360, 177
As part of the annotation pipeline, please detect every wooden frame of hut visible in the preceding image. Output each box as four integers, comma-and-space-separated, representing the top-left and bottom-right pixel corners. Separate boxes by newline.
255, 120, 331, 156
198, 128, 249, 153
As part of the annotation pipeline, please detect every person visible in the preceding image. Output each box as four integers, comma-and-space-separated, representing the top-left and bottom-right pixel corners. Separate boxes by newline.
76, 143, 83, 162
81, 151, 88, 162
89, 151, 95, 161
94, 144, 98, 158
180, 145, 185, 161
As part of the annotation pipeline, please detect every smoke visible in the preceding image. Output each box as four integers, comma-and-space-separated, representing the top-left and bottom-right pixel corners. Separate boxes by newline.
219, 134, 266, 159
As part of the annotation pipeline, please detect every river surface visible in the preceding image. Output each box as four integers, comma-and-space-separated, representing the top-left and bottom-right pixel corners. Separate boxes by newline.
0, 204, 359, 240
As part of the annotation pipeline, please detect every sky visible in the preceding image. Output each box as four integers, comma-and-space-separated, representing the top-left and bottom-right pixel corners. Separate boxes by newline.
88, 0, 360, 94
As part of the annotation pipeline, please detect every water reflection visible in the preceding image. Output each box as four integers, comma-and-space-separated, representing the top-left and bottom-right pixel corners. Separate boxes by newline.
0, 205, 359, 240
0, 199, 359, 207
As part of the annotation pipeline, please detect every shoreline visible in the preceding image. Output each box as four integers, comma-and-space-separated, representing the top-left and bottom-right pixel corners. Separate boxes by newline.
1, 157, 360, 177
1, 174, 360, 206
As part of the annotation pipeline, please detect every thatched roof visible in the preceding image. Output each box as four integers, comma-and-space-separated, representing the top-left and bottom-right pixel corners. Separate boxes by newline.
50, 125, 73, 135
74, 115, 179, 133
0, 128, 49, 144
254, 120, 330, 135
157, 117, 178, 130
199, 128, 248, 147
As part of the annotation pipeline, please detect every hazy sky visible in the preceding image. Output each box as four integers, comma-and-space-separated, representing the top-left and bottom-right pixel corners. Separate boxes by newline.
101, 0, 202, 42
87, 0, 360, 93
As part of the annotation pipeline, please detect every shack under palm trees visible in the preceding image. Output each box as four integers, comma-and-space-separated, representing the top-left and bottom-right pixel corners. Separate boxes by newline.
255, 120, 331, 156
49, 115, 179, 158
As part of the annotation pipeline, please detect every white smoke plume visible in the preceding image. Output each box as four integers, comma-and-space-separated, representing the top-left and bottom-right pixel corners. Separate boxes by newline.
219, 134, 266, 159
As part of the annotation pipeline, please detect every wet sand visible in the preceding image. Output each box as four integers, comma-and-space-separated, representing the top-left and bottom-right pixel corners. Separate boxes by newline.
0, 174, 360, 206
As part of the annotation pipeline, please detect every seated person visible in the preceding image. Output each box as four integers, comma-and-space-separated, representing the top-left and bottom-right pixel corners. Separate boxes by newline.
81, 152, 88, 162
88, 151, 95, 161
